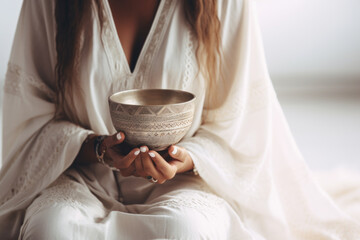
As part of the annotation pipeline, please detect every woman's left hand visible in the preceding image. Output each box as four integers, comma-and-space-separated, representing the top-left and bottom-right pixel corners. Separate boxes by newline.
129, 145, 194, 184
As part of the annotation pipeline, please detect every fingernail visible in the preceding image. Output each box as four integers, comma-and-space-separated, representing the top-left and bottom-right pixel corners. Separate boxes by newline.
140, 147, 147, 153
172, 146, 177, 155
134, 150, 140, 156
149, 152, 155, 158
116, 133, 122, 140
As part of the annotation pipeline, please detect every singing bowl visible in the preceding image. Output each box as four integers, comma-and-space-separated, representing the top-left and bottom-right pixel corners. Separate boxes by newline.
109, 89, 196, 151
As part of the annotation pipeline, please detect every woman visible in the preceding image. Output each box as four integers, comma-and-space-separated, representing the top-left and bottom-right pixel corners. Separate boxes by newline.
1, 0, 359, 239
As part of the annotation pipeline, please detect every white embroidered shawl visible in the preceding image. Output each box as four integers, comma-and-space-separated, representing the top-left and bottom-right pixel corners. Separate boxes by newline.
1, 0, 359, 239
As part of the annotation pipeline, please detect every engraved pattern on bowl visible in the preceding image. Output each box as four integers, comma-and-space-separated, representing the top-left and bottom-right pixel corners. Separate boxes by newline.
109, 89, 196, 151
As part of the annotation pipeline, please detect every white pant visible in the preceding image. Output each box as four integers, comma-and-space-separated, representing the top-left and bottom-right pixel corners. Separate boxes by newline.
19, 171, 248, 240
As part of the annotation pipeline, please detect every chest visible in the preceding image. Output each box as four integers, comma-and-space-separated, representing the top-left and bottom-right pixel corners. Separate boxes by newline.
108, 0, 160, 72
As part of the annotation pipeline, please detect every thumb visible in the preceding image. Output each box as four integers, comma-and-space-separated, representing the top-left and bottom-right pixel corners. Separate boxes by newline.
168, 145, 194, 173
104, 132, 125, 148
168, 145, 187, 161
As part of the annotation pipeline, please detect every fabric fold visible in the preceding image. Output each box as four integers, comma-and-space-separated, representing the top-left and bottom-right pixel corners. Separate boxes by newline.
177, 0, 360, 238
0, 1, 92, 238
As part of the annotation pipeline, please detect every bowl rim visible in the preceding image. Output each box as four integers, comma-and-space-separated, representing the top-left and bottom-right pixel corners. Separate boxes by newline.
108, 88, 196, 107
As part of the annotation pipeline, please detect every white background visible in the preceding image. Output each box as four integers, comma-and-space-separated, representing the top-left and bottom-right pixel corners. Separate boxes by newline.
1, 0, 359, 169
257, 0, 360, 80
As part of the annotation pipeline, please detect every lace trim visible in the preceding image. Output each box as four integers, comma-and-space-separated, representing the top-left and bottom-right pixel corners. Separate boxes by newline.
133, 0, 175, 89
182, 29, 197, 90
28, 175, 85, 210
4, 63, 55, 101
100, 6, 126, 91
0, 122, 78, 206
154, 191, 225, 215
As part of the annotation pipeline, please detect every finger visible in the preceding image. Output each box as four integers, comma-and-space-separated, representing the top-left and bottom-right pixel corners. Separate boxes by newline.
167, 159, 185, 174
135, 157, 144, 176
168, 145, 188, 163
157, 178, 167, 184
103, 132, 125, 150
134, 146, 149, 177
149, 151, 176, 180
159, 151, 171, 162
135, 147, 145, 176
114, 148, 140, 169
142, 151, 163, 181
120, 163, 136, 177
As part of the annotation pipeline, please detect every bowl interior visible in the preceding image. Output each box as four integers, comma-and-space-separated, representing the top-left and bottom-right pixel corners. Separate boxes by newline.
109, 89, 195, 106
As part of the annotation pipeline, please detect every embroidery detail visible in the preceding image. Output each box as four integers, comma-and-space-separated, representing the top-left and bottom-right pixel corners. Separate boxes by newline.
183, 29, 197, 90
100, 10, 125, 90
4, 63, 55, 101
154, 191, 225, 215
29, 175, 85, 210
0, 122, 79, 206
133, 0, 175, 89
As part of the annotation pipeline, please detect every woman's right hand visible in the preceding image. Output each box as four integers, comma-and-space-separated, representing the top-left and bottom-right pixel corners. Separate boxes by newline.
100, 132, 141, 176
75, 132, 140, 176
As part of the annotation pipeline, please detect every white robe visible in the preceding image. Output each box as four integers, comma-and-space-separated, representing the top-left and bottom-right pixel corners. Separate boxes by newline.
1, 0, 359, 239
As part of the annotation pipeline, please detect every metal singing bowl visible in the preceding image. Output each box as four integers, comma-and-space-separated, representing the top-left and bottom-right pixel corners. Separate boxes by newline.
108, 89, 196, 151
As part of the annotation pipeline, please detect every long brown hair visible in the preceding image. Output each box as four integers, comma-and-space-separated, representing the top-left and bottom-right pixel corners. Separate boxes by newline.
55, 0, 221, 121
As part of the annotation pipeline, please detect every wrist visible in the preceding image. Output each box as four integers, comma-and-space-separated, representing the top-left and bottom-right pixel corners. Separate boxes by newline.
183, 152, 199, 176
177, 156, 198, 175
94, 135, 119, 171
183, 161, 199, 176
74, 134, 98, 165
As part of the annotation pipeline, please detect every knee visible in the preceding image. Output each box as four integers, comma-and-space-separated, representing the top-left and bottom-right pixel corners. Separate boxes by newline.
149, 206, 222, 239
146, 192, 235, 239
168, 209, 209, 238
20, 206, 78, 240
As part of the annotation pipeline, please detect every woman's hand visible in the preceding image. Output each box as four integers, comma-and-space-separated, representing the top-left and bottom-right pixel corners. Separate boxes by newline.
76, 132, 195, 184
128, 145, 194, 184
75, 132, 140, 174
100, 132, 141, 173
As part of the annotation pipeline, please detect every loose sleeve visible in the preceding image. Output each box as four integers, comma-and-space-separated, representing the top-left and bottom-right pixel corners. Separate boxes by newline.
178, 0, 360, 238
178, 0, 275, 207
0, 1, 92, 238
